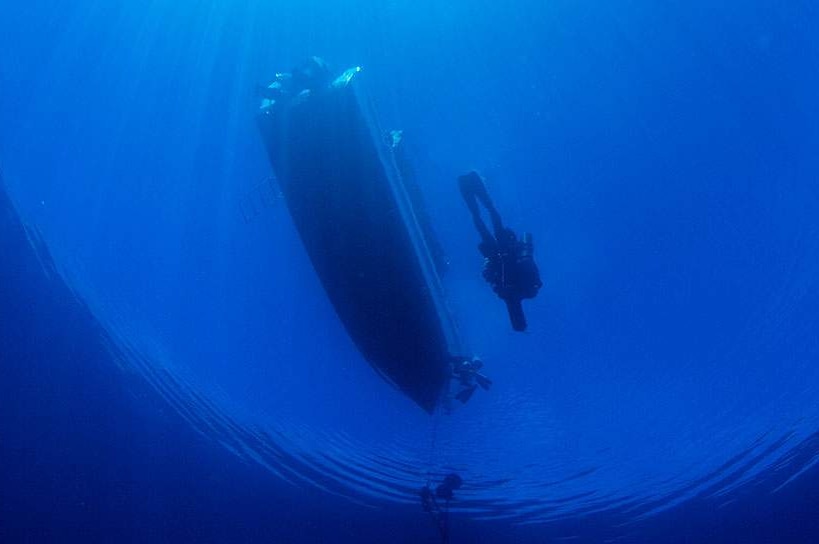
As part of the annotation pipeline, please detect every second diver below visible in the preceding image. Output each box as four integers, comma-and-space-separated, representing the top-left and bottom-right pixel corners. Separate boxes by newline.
459, 171, 542, 332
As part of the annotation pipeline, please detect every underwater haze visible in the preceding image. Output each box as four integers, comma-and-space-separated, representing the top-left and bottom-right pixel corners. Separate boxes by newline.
2, 1, 819, 543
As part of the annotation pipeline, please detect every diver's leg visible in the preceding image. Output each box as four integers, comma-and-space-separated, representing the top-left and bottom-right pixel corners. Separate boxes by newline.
460, 172, 499, 246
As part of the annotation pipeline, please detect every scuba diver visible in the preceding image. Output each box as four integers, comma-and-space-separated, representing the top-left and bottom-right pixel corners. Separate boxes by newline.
458, 171, 542, 331
452, 357, 492, 403
420, 473, 463, 543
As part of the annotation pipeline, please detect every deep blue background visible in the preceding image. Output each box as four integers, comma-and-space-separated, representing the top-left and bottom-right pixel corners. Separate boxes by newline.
2, 1, 819, 542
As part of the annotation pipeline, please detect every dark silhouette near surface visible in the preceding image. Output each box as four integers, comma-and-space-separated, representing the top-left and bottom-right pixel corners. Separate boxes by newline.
452, 357, 492, 403
257, 60, 463, 412
420, 473, 463, 543
458, 171, 542, 331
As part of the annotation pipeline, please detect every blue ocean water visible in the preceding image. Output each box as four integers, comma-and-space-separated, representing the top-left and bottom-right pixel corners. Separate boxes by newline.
1, 1, 818, 542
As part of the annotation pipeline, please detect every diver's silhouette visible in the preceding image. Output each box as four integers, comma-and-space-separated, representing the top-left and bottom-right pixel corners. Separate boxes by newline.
459, 171, 542, 331
420, 473, 463, 544
452, 357, 492, 403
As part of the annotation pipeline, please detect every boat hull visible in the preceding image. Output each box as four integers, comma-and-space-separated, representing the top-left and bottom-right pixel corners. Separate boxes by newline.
257, 69, 462, 412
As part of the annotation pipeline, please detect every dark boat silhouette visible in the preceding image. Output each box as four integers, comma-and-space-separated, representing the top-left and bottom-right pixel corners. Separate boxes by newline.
256, 63, 466, 412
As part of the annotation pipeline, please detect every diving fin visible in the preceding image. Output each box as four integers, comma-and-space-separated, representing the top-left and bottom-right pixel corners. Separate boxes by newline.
455, 384, 477, 403
475, 373, 493, 391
